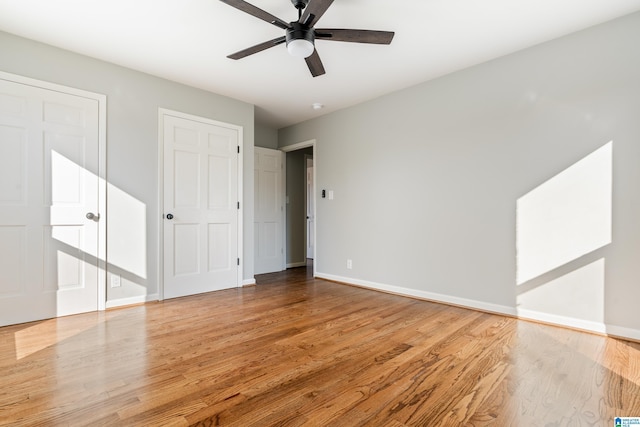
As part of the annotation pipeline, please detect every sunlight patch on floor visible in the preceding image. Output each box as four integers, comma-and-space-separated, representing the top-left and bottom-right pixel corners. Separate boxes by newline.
13, 312, 108, 360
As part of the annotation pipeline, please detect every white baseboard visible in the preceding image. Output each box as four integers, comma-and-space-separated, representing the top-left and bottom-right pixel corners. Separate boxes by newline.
516, 308, 608, 334
315, 272, 516, 316
106, 293, 158, 309
242, 278, 256, 286
605, 324, 640, 341
315, 272, 640, 341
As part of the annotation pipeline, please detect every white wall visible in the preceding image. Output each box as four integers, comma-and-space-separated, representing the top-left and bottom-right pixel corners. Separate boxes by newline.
0, 31, 256, 304
279, 12, 640, 339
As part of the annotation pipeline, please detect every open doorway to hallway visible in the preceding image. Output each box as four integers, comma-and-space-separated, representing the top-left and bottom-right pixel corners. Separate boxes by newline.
281, 140, 316, 277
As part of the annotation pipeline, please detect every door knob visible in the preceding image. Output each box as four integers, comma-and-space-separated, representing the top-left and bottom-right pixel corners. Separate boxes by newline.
166, 213, 174, 220
86, 212, 99, 220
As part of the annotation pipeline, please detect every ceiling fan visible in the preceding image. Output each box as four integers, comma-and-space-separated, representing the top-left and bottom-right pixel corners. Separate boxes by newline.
219, 0, 395, 77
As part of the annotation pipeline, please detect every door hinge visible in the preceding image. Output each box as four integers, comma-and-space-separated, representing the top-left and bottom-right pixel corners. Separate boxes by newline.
237, 258, 240, 266
237, 146, 240, 154
237, 201, 240, 209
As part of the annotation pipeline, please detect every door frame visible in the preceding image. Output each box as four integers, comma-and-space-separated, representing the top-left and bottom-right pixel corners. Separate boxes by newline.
157, 108, 244, 300
281, 139, 316, 276
0, 70, 108, 311
304, 153, 314, 260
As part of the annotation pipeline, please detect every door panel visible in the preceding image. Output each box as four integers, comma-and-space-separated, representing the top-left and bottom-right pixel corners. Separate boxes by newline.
0, 78, 101, 326
174, 223, 200, 276
174, 150, 200, 208
0, 125, 26, 204
209, 155, 232, 209
163, 113, 239, 299
254, 147, 284, 274
0, 226, 24, 296
208, 223, 230, 270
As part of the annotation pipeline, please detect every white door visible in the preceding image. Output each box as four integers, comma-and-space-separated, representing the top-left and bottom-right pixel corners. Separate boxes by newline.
306, 157, 315, 259
254, 147, 284, 274
162, 112, 240, 299
0, 77, 103, 327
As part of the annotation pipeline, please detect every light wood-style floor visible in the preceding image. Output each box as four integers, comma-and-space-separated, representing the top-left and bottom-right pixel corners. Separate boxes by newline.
1, 265, 639, 426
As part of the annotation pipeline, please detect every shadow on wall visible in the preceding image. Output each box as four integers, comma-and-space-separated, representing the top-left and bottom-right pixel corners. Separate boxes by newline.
516, 141, 612, 329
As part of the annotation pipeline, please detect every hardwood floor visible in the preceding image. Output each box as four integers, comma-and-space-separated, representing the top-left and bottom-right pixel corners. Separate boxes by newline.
1, 266, 639, 426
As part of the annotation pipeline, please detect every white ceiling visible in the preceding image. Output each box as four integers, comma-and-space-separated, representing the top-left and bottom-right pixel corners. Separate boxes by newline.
1, 0, 639, 129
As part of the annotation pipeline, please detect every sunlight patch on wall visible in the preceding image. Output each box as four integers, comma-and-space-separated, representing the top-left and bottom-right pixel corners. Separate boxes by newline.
107, 183, 147, 279
517, 258, 605, 323
516, 142, 612, 285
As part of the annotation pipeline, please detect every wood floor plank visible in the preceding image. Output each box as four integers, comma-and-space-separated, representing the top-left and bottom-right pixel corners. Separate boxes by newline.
1, 265, 639, 426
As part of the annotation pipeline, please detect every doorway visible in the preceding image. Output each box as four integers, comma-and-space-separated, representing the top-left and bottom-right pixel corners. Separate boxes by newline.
281, 140, 316, 276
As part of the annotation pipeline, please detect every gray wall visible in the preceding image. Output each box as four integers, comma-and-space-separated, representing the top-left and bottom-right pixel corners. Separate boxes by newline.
255, 122, 278, 149
279, 12, 640, 339
0, 31, 256, 303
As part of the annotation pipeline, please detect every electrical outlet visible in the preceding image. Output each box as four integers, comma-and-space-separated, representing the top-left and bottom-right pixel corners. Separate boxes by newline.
110, 274, 121, 288
347, 259, 352, 269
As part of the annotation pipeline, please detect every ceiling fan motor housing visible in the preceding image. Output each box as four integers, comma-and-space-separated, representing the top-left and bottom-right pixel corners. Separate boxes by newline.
286, 22, 315, 46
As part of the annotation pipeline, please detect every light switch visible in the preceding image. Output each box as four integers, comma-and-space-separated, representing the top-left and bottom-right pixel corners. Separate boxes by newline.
328, 190, 334, 200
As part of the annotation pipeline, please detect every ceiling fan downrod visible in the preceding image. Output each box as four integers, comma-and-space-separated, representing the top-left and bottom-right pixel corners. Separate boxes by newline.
291, 0, 309, 19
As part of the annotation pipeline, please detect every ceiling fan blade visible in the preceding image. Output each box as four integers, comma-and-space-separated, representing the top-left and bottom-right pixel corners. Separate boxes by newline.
219, 0, 289, 29
227, 36, 286, 60
299, 0, 334, 27
315, 29, 395, 44
305, 49, 326, 77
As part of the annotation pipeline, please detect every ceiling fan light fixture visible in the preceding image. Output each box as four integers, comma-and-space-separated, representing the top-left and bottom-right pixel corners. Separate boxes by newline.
286, 22, 315, 58
287, 39, 314, 58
